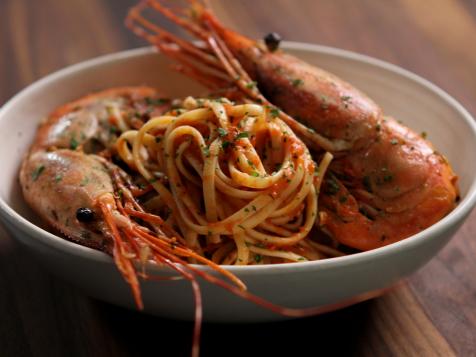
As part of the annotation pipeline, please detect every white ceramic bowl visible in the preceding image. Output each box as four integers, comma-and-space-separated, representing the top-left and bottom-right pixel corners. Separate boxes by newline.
1, 43, 476, 323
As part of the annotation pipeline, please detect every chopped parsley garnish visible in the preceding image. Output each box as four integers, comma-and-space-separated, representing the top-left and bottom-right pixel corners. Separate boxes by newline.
270, 107, 280, 118
250, 171, 260, 177
421, 131, 428, 139
31, 165, 45, 181
145, 97, 169, 106
314, 166, 320, 177
246, 81, 257, 89
202, 146, 210, 158
70, 136, 79, 150
341, 95, 352, 102
235, 132, 249, 140
254, 254, 262, 263
55, 174, 63, 183
222, 141, 231, 150
390, 138, 398, 145
80, 176, 90, 187
217, 127, 228, 137
292, 79, 304, 87
325, 177, 340, 195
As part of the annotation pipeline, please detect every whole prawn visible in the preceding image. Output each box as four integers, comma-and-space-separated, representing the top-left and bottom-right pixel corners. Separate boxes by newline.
19, 86, 242, 355
126, 0, 458, 251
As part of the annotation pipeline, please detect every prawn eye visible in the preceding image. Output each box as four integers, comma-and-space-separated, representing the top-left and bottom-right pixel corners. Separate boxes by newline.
264, 32, 282, 52
76, 207, 95, 222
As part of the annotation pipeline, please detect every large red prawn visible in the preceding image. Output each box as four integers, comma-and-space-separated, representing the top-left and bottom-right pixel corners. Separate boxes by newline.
126, 0, 458, 251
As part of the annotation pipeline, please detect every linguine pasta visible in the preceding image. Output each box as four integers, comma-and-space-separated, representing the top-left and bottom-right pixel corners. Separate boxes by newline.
117, 97, 341, 265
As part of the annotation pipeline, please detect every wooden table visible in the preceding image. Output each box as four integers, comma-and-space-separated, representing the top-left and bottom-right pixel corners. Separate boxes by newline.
1, 0, 475, 356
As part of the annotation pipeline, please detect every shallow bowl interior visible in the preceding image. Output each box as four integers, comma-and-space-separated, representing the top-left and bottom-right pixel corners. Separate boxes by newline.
1, 44, 475, 322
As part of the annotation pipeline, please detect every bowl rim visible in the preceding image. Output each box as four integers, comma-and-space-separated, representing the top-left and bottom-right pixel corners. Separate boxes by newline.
1, 42, 476, 275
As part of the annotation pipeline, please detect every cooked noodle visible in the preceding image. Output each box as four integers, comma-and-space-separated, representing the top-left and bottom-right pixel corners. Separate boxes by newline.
117, 97, 336, 265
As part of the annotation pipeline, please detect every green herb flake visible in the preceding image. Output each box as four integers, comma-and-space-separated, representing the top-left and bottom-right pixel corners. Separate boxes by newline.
246, 81, 257, 89
217, 127, 228, 137
70, 136, 79, 150
314, 166, 320, 177
31, 165, 45, 181
270, 108, 280, 118
80, 176, 90, 187
235, 132, 249, 140
202, 146, 210, 158
292, 79, 304, 87
155, 136, 162, 143
421, 131, 428, 139
222, 141, 231, 150
250, 171, 260, 177
341, 95, 352, 102
145, 97, 170, 106
325, 177, 340, 195
383, 174, 393, 183
54, 174, 63, 183
390, 138, 398, 145
254, 254, 262, 263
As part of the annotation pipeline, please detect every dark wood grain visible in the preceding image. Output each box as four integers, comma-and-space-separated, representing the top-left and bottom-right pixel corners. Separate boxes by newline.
1, 0, 475, 356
